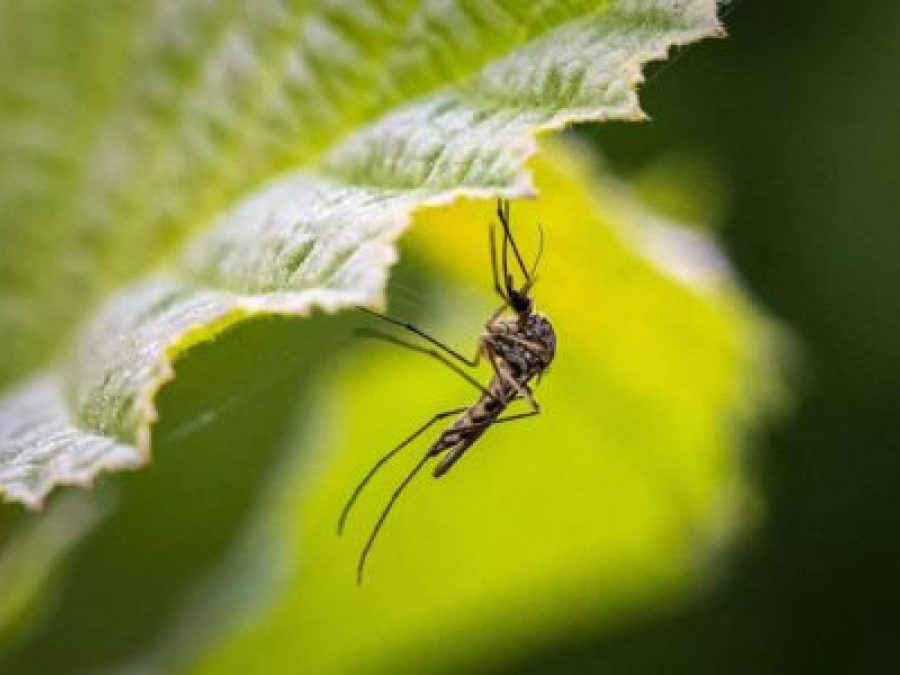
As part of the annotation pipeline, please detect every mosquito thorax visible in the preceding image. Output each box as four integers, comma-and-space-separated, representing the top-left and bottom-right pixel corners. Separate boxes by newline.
522, 312, 556, 366
486, 310, 556, 378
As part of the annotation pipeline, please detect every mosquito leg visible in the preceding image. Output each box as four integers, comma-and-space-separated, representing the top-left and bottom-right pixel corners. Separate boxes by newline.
354, 405, 542, 581
498, 366, 540, 412
500, 203, 512, 294
460, 408, 541, 430
338, 405, 467, 536
509, 378, 540, 413
483, 343, 540, 413
527, 221, 544, 283
357, 306, 480, 367
355, 328, 495, 400
485, 303, 508, 331
357, 453, 430, 585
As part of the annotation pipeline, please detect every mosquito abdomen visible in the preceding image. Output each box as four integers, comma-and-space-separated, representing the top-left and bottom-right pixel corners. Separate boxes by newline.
428, 391, 508, 477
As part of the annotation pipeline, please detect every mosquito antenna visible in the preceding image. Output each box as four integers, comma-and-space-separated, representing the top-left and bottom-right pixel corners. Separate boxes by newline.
496, 199, 530, 285
357, 454, 430, 584
523, 221, 544, 293
501, 206, 512, 296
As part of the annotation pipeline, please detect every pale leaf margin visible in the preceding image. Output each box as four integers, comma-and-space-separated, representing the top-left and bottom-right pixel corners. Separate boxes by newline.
0, 1, 722, 508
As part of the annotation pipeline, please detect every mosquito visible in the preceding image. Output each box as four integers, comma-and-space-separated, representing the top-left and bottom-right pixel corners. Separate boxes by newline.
338, 199, 556, 584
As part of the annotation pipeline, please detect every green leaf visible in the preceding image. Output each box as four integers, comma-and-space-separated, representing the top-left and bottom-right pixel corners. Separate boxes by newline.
188, 141, 781, 675
0, 314, 351, 673
0, 0, 721, 508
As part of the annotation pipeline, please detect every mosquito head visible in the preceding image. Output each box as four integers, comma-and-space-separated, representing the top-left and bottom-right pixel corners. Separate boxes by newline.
507, 284, 533, 316
491, 199, 543, 317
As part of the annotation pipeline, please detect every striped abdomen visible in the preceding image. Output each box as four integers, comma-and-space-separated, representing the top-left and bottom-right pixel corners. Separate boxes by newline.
427, 384, 511, 477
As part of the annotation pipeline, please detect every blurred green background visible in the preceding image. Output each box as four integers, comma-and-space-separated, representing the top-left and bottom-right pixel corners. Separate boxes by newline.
1, 1, 898, 673
506, 1, 900, 673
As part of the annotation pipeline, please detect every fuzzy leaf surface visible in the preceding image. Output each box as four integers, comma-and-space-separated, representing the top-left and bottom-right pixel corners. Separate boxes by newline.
0, 0, 720, 507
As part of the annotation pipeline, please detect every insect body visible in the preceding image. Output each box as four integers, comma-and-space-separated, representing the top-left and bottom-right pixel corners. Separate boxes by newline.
339, 200, 555, 583
429, 311, 556, 478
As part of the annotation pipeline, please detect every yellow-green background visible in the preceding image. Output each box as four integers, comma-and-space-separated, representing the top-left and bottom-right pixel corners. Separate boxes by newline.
1, 1, 899, 673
